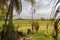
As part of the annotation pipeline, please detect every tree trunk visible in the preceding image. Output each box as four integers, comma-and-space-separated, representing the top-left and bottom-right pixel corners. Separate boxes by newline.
7, 0, 15, 40
5, 8, 9, 25
31, 5, 35, 31
53, 19, 59, 40
1, 1, 10, 40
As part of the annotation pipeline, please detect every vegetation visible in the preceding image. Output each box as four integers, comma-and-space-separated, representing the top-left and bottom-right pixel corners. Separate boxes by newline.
0, 20, 60, 40
0, 0, 60, 40
0, 0, 22, 40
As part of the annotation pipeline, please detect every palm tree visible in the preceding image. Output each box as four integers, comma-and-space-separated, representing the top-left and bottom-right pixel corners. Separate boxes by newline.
53, 0, 60, 18
0, 0, 22, 40
0, 0, 8, 40
25, 0, 36, 31
52, 0, 60, 40
25, 0, 36, 20
6, 0, 22, 40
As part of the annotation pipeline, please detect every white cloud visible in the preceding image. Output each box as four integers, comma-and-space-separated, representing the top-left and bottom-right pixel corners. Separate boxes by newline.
36, 8, 51, 14
13, 0, 58, 19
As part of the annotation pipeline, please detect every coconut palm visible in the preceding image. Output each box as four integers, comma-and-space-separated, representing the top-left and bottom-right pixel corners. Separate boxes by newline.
0, 0, 22, 40
25, 0, 36, 20
6, 0, 22, 40
25, 0, 36, 31
53, 0, 60, 18
52, 0, 60, 40
6, 0, 22, 29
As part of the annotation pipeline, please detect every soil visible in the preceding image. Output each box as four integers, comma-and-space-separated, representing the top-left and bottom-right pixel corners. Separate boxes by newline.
17, 36, 32, 40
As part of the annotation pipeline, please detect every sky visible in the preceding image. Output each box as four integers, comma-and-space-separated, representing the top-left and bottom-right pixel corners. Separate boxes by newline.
13, 0, 60, 19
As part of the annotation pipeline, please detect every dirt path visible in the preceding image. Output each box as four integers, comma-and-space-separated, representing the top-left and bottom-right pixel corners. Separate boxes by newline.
17, 36, 32, 40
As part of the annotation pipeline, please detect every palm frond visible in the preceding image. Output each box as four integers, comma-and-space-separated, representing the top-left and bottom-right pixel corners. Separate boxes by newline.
0, 0, 8, 9
54, 7, 60, 18
0, 0, 6, 5
54, 0, 60, 18
25, 0, 36, 6
13, 0, 22, 12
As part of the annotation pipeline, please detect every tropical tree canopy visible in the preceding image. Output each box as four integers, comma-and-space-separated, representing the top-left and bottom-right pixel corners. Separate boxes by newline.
13, 0, 22, 12
0, 0, 8, 19
53, 0, 60, 18
0, 0, 22, 19
54, 6, 60, 18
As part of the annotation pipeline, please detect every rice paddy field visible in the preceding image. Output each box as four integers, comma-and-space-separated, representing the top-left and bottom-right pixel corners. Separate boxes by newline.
0, 19, 60, 40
